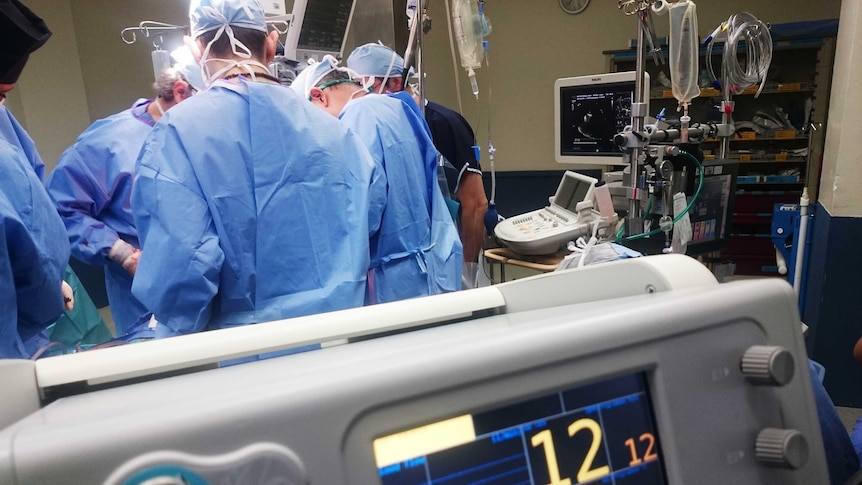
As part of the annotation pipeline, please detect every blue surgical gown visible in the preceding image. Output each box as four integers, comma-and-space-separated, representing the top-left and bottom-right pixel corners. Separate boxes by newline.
0, 104, 45, 179
132, 79, 386, 338
339, 93, 462, 303
0, 141, 70, 359
45, 99, 155, 336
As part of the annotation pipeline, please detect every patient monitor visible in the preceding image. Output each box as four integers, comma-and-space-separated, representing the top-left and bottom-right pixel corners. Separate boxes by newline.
283, 0, 356, 63
0, 256, 827, 484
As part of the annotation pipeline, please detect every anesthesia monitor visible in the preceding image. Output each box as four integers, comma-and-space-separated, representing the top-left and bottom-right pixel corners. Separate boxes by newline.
0, 255, 827, 484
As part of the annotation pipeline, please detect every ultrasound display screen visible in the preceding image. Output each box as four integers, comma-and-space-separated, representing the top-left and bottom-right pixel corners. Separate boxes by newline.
559, 81, 634, 157
553, 176, 592, 213
374, 373, 667, 485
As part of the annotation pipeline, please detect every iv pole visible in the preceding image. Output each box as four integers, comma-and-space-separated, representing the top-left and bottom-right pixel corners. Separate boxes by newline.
625, 5, 649, 237
402, 0, 430, 113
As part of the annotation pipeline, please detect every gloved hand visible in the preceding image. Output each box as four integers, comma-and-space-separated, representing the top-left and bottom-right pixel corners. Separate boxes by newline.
109, 239, 142, 275
462, 262, 480, 289
61, 281, 74, 311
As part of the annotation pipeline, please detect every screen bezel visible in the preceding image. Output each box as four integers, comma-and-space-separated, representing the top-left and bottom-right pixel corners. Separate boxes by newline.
554, 71, 650, 166
551, 170, 598, 214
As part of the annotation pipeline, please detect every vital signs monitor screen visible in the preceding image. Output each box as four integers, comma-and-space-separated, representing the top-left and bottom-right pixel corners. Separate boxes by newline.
297, 0, 353, 52
373, 373, 667, 485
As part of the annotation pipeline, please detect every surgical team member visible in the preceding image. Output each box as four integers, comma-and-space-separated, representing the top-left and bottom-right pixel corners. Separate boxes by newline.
46, 68, 195, 336
292, 57, 462, 303
0, 95, 43, 179
347, 44, 489, 271
423, 101, 489, 271
0, 0, 70, 359
131, 0, 385, 338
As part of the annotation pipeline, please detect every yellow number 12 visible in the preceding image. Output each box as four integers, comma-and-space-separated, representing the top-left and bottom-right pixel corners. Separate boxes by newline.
530, 418, 610, 484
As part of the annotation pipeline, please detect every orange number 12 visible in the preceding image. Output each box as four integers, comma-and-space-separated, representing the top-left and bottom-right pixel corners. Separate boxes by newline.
624, 433, 658, 466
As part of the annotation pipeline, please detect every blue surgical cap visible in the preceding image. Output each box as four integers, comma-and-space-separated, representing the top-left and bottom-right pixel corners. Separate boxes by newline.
189, 0, 267, 38
290, 55, 342, 98
346, 43, 405, 78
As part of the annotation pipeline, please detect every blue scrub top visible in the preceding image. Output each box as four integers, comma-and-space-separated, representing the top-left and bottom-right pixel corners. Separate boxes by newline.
339, 93, 462, 303
45, 99, 155, 335
132, 79, 386, 337
0, 141, 69, 359
0, 104, 45, 179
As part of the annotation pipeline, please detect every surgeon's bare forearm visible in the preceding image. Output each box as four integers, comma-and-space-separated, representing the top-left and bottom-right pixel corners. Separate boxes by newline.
456, 172, 489, 262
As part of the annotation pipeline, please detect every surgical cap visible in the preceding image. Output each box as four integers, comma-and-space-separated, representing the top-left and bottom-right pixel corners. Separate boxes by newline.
189, 0, 267, 39
290, 55, 340, 98
0, 0, 51, 84
170, 46, 205, 92
346, 43, 405, 78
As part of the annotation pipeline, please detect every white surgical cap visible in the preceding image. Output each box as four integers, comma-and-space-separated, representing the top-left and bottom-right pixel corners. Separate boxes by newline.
346, 43, 405, 78
170, 45, 205, 92
290, 55, 341, 98
189, 0, 267, 39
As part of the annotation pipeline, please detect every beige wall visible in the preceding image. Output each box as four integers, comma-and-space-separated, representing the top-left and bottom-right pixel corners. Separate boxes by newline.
419, 0, 842, 172
7, 0, 90, 170
5, 0, 186, 171
819, 0, 862, 217
69, 0, 188, 121
6, 0, 844, 175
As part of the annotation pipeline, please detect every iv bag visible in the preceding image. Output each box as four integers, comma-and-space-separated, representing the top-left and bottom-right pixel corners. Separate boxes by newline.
151, 49, 171, 82
452, 0, 485, 71
668, 0, 699, 105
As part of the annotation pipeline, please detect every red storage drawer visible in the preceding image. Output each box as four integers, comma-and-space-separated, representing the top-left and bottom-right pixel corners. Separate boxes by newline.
729, 255, 782, 276
734, 191, 801, 213
724, 235, 775, 257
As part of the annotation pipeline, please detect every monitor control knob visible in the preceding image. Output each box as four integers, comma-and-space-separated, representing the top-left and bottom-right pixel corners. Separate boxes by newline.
755, 428, 808, 469
741, 345, 795, 386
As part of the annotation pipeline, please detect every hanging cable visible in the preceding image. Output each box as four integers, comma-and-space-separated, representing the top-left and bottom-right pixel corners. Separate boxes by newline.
705, 12, 772, 101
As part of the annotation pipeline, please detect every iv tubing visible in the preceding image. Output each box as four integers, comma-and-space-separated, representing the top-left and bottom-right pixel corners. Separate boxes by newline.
706, 12, 772, 101
617, 195, 654, 240
793, 188, 809, 295
444, 0, 464, 113
616, 150, 703, 242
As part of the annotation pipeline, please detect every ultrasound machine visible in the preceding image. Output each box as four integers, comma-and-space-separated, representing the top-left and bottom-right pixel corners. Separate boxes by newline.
0, 255, 827, 484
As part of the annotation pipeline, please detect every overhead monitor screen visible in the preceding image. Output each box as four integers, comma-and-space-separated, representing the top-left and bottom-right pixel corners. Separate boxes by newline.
297, 0, 353, 52
560, 81, 634, 157
374, 373, 667, 485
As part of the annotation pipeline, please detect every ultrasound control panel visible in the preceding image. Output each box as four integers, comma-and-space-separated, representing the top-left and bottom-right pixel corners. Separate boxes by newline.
0, 268, 827, 484
495, 170, 600, 255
